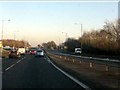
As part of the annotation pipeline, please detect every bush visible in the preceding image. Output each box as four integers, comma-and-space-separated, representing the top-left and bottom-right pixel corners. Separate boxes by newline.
1, 49, 9, 58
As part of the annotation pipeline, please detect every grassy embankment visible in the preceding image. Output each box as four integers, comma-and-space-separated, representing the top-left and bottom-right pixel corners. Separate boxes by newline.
0, 48, 9, 58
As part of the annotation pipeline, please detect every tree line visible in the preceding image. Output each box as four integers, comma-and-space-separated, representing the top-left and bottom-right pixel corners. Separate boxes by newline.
81, 19, 120, 55
42, 41, 57, 50
42, 19, 120, 55
2, 39, 31, 48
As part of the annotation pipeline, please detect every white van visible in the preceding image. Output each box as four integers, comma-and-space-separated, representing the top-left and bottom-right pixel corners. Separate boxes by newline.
18, 48, 26, 55
75, 48, 81, 54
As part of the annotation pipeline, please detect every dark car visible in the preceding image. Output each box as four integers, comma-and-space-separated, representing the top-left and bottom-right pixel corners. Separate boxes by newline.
9, 50, 21, 58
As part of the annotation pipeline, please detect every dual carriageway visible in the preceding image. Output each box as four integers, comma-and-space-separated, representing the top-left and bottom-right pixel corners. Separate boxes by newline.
1, 50, 120, 89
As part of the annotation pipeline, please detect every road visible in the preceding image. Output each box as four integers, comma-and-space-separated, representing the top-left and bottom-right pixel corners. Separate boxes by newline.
2, 54, 85, 89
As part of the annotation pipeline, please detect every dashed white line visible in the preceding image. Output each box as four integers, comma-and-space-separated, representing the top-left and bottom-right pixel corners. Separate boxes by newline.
5, 64, 15, 71
16, 60, 21, 63
21, 57, 25, 60
4, 56, 26, 72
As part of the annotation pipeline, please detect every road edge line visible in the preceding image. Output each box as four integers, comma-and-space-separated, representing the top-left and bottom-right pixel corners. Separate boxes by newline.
46, 54, 91, 90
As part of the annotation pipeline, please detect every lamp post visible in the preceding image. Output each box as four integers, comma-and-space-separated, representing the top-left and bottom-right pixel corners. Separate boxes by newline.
1, 19, 11, 41
62, 32, 68, 41
80, 24, 82, 54
62, 32, 68, 50
75, 23, 83, 54
13, 30, 19, 49
14, 30, 19, 41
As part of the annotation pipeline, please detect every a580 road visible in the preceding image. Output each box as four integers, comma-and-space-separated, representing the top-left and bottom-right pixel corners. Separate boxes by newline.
2, 54, 86, 89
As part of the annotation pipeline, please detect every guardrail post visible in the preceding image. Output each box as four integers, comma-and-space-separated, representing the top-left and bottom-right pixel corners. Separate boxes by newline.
80, 60, 82, 64
73, 59, 74, 63
60, 56, 62, 59
65, 57, 66, 60
89, 62, 93, 68
68, 58, 69, 61
105, 66, 109, 72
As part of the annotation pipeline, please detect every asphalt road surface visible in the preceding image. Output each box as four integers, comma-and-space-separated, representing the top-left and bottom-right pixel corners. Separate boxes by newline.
2, 54, 85, 89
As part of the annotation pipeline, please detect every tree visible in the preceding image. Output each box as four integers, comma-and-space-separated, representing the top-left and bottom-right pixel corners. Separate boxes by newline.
81, 19, 120, 55
2, 39, 31, 48
42, 41, 57, 50
64, 38, 80, 52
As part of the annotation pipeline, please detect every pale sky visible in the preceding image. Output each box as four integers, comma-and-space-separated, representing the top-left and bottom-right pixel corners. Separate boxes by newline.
0, 1, 118, 46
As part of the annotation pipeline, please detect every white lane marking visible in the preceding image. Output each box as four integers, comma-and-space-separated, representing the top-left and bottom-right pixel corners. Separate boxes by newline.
5, 64, 15, 71
46, 55, 91, 90
16, 60, 21, 63
4, 56, 27, 72
16, 56, 26, 63
21, 56, 26, 60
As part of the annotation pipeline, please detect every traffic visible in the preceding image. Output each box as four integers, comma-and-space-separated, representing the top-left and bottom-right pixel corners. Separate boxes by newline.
0, 1, 119, 89
2, 46, 45, 59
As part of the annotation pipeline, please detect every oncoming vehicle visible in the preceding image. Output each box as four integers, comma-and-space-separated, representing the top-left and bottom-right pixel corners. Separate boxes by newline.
75, 48, 81, 54
18, 48, 26, 55
35, 49, 44, 57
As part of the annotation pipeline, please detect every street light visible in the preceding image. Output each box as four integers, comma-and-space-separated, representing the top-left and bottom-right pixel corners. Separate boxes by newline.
13, 30, 19, 49
1, 19, 11, 41
80, 24, 82, 54
14, 30, 19, 41
62, 32, 68, 41
75, 23, 83, 54
61, 32, 68, 50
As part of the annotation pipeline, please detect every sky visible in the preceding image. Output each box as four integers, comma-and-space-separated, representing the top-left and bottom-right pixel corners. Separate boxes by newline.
0, 1, 118, 46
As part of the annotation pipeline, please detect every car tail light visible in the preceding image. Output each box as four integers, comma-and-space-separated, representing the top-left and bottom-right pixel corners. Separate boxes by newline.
9, 52, 11, 55
17, 52, 19, 55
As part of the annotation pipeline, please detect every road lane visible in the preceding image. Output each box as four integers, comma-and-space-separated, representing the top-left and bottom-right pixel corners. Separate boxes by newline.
2, 54, 84, 89
2, 55, 26, 72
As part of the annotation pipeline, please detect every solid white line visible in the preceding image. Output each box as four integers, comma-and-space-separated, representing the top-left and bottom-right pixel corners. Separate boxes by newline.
5, 64, 15, 71
46, 55, 91, 90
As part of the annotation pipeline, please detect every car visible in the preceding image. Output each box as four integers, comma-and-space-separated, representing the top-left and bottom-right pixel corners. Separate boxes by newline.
75, 48, 81, 54
9, 50, 21, 58
29, 49, 36, 55
18, 48, 26, 55
35, 49, 44, 57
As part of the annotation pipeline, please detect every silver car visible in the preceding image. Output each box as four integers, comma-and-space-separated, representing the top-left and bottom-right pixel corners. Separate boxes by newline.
35, 49, 44, 57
